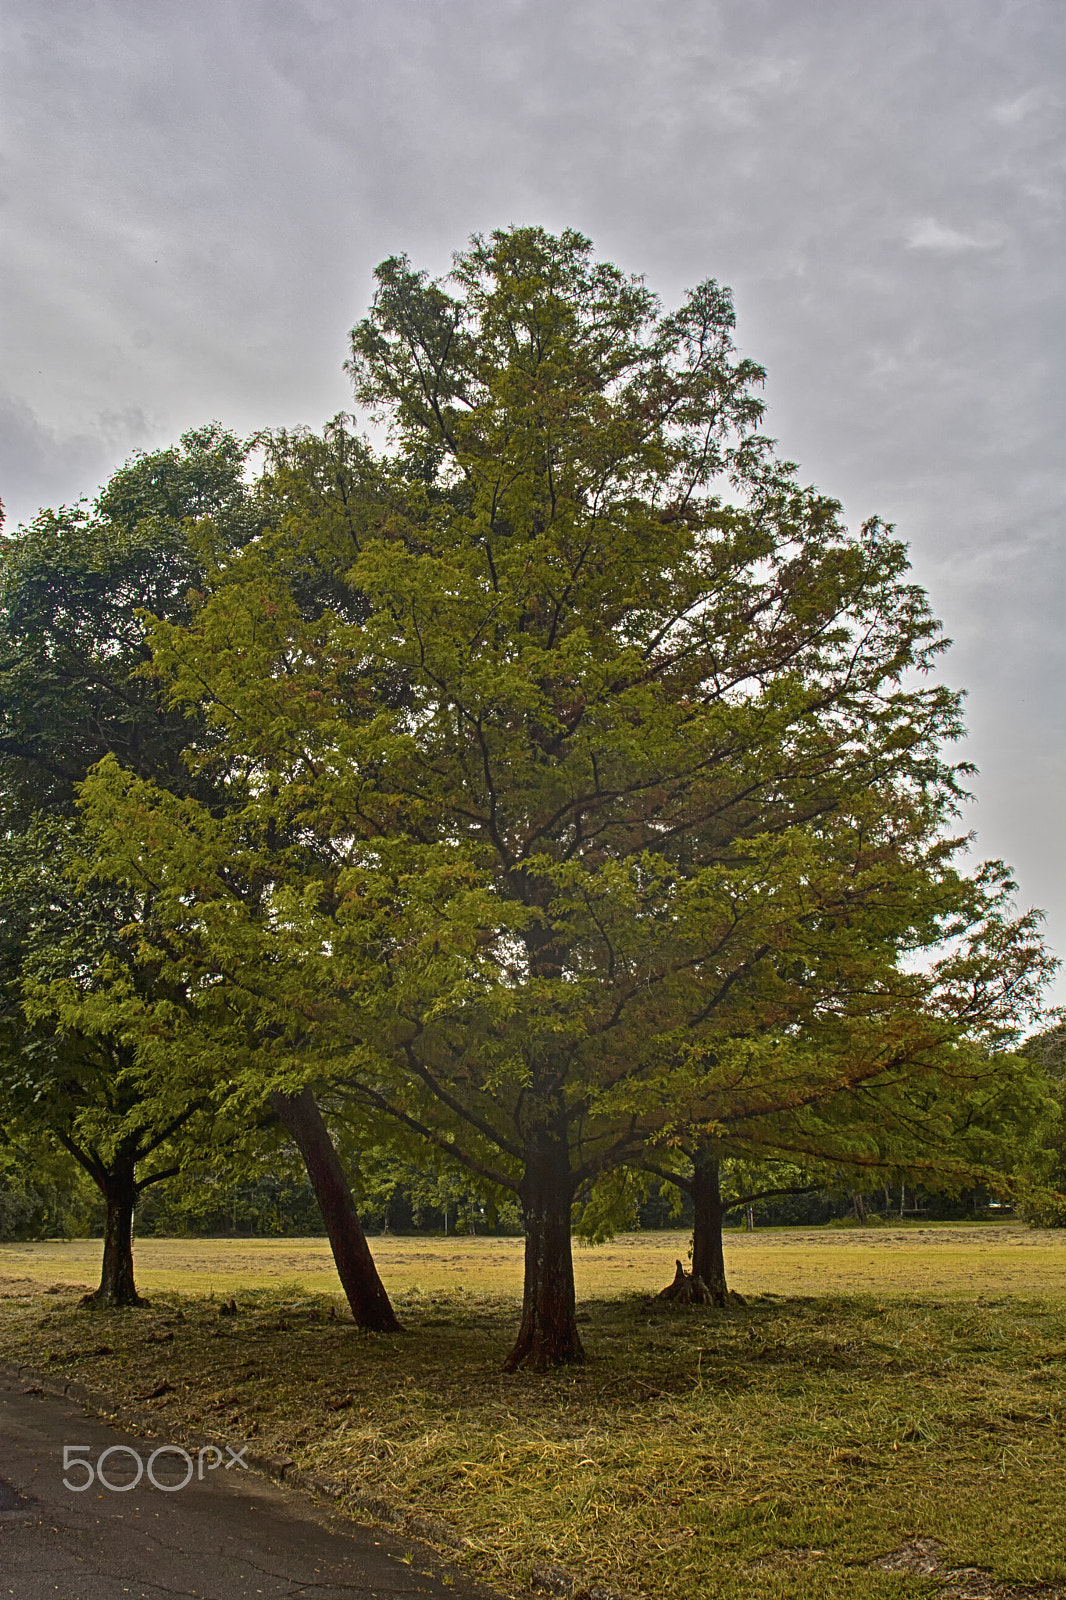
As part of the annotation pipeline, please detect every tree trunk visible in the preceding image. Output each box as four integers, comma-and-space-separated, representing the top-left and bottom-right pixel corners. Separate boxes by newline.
504, 1124, 583, 1372
271, 1088, 400, 1332
91, 1149, 143, 1307
690, 1150, 728, 1307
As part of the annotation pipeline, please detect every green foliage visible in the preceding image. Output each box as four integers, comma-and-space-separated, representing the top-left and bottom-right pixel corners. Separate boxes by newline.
345, 1143, 522, 1234
0, 424, 260, 822
0, 1139, 96, 1240
0, 428, 261, 1222
1015, 1022, 1066, 1224
32, 231, 1056, 1351
132, 1168, 324, 1238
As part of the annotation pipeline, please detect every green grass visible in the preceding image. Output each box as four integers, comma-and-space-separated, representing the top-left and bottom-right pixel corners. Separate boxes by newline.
1, 1272, 1064, 1598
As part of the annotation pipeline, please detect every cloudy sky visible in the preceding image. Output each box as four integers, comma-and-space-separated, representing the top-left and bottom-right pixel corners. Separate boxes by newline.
2, 0, 1063, 1004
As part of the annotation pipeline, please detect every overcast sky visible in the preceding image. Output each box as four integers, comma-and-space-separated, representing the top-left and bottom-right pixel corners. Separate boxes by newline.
2, 0, 1063, 1006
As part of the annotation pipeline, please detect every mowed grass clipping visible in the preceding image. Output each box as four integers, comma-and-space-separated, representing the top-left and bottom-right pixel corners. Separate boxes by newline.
1, 1227, 1064, 1600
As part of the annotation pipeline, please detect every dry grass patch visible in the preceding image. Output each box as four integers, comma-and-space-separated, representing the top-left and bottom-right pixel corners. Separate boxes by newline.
1, 1265, 1064, 1599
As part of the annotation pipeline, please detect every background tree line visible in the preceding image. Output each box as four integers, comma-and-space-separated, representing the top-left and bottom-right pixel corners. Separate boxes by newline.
1, 1143, 1036, 1245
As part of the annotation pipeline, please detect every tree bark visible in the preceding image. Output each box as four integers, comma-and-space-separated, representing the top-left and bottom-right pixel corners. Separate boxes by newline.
690, 1150, 729, 1307
91, 1148, 144, 1307
504, 1123, 583, 1372
271, 1087, 400, 1332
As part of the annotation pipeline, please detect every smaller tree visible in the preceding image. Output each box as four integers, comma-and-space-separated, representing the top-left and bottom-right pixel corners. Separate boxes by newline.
0, 428, 264, 1304
0, 821, 213, 1304
0, 431, 400, 1322
641, 963, 1052, 1302
650, 1149, 821, 1302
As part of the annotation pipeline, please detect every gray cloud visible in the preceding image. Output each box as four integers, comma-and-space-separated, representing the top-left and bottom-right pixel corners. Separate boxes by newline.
1, 0, 1062, 1000
905, 218, 1007, 251
0, 390, 154, 523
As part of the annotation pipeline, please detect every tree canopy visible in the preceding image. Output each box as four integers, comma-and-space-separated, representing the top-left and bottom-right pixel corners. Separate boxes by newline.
67, 227, 1054, 1365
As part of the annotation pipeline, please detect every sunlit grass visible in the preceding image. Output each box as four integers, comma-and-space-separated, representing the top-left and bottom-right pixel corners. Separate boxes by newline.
2, 1220, 1063, 1301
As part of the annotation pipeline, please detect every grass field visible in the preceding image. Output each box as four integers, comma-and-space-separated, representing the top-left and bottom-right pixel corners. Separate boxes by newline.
2, 1220, 1064, 1301
1, 1226, 1064, 1600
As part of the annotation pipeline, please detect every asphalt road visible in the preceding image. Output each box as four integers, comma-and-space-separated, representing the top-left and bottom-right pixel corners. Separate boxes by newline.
0, 1375, 505, 1599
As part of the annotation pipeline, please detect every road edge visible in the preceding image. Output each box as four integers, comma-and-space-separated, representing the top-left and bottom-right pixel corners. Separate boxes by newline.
0, 1358, 631, 1600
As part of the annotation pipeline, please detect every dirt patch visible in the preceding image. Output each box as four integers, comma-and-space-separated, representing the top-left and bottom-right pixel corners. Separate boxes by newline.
871, 1538, 1066, 1598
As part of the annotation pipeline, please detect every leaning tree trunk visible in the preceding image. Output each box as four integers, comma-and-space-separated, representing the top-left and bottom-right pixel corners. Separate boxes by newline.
504, 1121, 583, 1373
271, 1087, 400, 1332
690, 1149, 729, 1307
91, 1148, 144, 1307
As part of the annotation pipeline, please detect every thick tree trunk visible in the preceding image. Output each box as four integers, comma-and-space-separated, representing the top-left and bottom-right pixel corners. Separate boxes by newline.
91, 1150, 143, 1307
271, 1088, 400, 1332
690, 1150, 729, 1307
504, 1125, 583, 1372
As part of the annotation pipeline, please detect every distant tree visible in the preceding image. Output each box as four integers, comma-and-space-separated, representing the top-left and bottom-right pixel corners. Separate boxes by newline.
0, 1134, 96, 1242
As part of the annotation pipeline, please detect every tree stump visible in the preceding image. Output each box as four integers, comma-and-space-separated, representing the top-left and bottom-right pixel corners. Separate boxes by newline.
657, 1259, 713, 1305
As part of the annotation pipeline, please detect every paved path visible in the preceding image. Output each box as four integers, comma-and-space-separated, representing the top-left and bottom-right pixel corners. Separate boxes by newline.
0, 1375, 505, 1599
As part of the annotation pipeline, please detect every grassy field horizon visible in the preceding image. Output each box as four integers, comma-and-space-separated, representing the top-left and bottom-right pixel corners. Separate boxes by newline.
2, 1220, 1063, 1301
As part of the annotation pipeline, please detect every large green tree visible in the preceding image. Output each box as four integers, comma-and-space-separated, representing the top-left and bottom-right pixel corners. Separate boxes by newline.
76, 228, 1051, 1366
